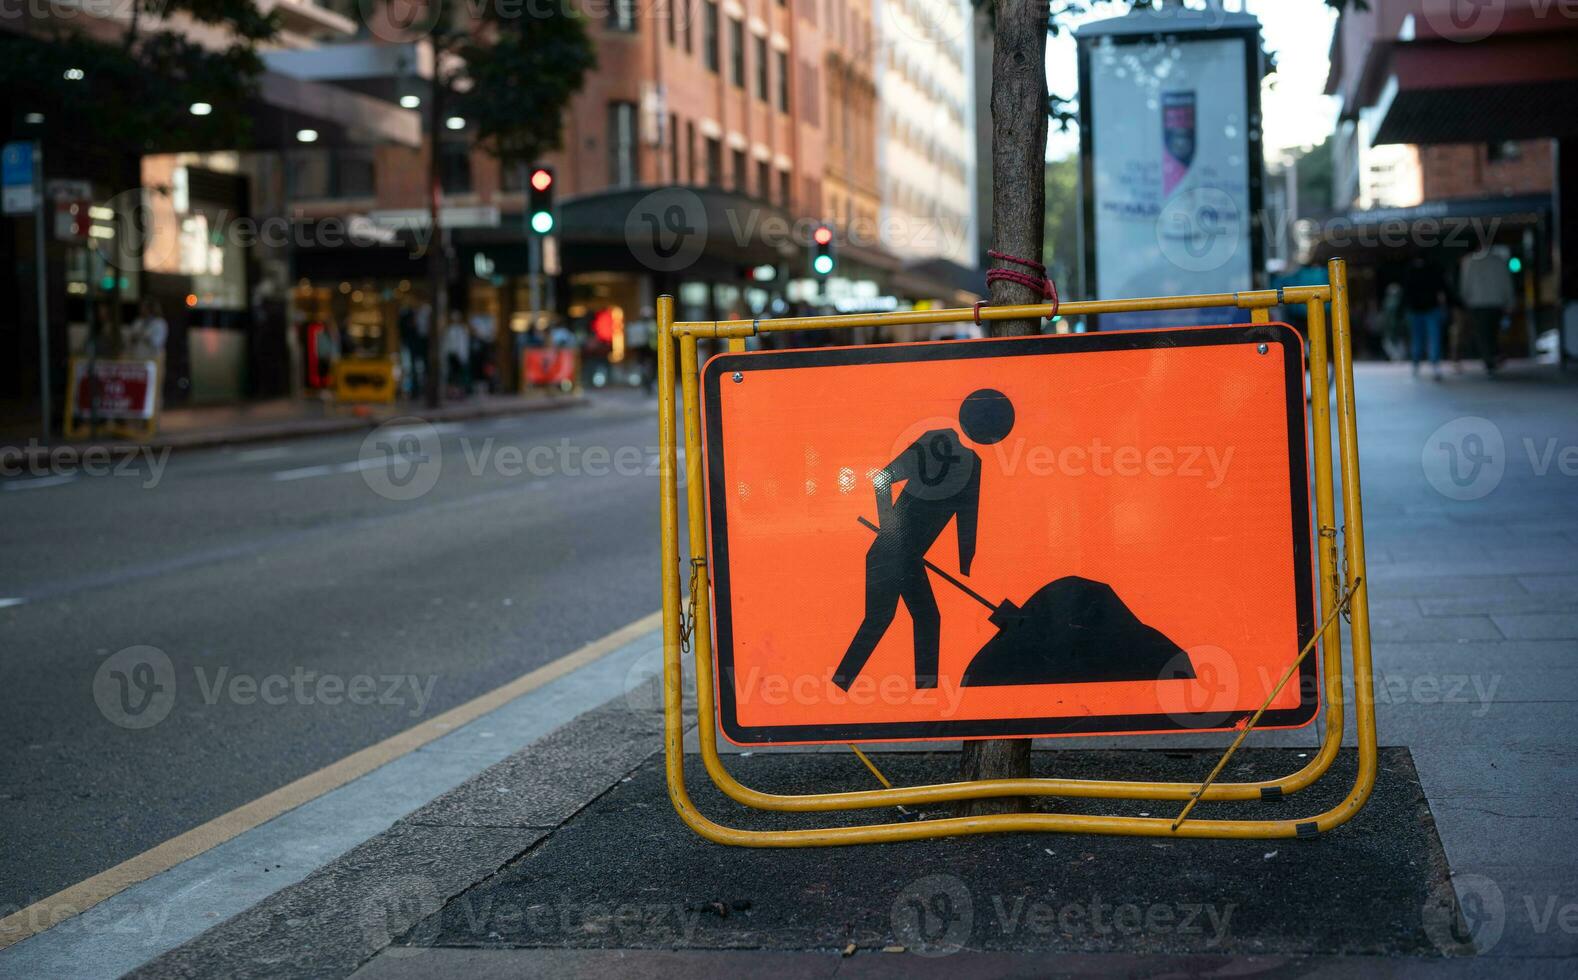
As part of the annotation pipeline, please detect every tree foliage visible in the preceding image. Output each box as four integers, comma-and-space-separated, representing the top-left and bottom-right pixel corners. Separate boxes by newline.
1042, 152, 1080, 285
1, 0, 278, 155
455, 7, 598, 168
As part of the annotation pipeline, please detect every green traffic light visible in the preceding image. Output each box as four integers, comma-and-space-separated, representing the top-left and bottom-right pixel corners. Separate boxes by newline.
812, 254, 833, 275
1508, 256, 1523, 274
530, 211, 554, 234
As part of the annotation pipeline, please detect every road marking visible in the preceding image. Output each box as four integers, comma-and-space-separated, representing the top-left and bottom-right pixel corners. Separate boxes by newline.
0, 598, 25, 608
270, 463, 334, 481
271, 457, 401, 482
237, 446, 291, 462
0, 610, 662, 953
2, 474, 79, 492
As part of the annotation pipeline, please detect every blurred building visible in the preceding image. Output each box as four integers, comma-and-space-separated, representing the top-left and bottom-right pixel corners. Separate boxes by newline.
5, 0, 990, 421
1320, 0, 1577, 359
875, 0, 978, 269
0, 1, 420, 415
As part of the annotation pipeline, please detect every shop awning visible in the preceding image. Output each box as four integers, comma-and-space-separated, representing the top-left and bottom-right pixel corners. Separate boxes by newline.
1351, 17, 1578, 145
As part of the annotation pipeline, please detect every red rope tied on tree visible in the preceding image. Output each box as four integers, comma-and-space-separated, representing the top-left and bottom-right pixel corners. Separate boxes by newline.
978, 249, 1059, 326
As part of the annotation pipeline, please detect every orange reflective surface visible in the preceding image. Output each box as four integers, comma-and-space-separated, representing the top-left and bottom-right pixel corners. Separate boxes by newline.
702, 325, 1315, 743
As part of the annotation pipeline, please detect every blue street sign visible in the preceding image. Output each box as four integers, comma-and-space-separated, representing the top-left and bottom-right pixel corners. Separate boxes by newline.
3, 141, 38, 215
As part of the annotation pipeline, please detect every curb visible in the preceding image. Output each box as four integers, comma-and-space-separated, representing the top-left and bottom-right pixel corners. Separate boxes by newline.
2, 394, 590, 462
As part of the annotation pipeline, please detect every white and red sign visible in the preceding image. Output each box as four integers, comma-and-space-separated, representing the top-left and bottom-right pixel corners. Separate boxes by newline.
72, 359, 158, 420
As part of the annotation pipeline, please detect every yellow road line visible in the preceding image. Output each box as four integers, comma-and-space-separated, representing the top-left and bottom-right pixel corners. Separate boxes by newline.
0, 611, 661, 952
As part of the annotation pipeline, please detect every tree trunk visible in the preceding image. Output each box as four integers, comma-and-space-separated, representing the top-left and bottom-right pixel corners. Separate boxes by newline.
956, 0, 1050, 816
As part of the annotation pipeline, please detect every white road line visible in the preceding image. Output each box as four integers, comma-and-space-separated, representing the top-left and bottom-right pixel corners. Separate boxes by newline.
237, 446, 291, 462
0, 598, 25, 608
2, 474, 79, 492
272, 455, 428, 482
270, 464, 335, 482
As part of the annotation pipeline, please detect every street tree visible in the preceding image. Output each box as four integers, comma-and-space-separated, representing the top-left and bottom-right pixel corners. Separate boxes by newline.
964, 0, 1363, 813
385, 2, 596, 407
2, 1, 279, 167
1, 0, 280, 342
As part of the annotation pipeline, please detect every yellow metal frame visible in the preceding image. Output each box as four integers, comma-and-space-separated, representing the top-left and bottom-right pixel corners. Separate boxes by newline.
657, 258, 1374, 845
332, 355, 401, 405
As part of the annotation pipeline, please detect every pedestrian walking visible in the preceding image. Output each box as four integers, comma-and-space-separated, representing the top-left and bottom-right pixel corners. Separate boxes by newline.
1400, 255, 1449, 380
1377, 282, 1408, 362
1459, 245, 1516, 376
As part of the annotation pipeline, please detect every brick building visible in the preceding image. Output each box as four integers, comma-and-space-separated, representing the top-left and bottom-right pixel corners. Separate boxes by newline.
1320, 0, 1578, 359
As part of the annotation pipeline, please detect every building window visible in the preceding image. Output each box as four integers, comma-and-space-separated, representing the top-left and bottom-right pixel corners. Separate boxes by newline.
681, 0, 692, 54
705, 137, 722, 186
1487, 140, 1522, 163
286, 151, 330, 199
704, 2, 719, 72
729, 18, 745, 88
335, 149, 376, 198
754, 36, 769, 102
775, 50, 789, 113
731, 148, 748, 193
439, 142, 471, 194
778, 169, 791, 209
670, 113, 682, 182
288, 149, 377, 199
687, 120, 697, 182
608, 101, 639, 188
756, 159, 770, 201
610, 0, 637, 31
666, 0, 676, 44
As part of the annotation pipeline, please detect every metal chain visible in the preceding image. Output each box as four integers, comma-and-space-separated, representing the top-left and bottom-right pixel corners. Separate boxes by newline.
678, 557, 706, 655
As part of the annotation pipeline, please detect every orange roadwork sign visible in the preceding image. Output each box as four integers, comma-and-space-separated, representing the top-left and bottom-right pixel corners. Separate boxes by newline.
701, 323, 1318, 744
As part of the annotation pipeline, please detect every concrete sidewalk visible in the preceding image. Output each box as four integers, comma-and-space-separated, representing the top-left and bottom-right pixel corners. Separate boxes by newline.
1, 391, 586, 456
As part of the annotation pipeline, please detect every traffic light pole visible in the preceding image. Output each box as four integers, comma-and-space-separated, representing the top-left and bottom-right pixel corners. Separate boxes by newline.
32, 140, 50, 440
527, 230, 541, 342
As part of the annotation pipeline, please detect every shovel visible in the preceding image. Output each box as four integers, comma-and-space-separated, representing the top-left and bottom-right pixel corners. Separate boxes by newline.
857, 516, 1023, 627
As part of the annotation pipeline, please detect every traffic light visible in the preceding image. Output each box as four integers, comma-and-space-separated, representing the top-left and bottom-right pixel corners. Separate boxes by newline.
528, 166, 554, 234
1508, 255, 1523, 274
811, 223, 835, 276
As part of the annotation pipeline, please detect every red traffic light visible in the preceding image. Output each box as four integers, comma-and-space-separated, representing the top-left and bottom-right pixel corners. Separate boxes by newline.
530, 168, 554, 192
812, 225, 832, 246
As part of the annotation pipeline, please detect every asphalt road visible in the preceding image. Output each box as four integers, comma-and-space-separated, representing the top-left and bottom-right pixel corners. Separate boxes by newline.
0, 391, 669, 912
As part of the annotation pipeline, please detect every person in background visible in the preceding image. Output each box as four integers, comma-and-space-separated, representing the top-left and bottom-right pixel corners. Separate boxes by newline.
549, 320, 577, 349
1401, 255, 1450, 381
412, 302, 433, 397
1377, 282, 1408, 362
469, 309, 497, 394
625, 311, 658, 394
444, 309, 471, 396
398, 302, 421, 398
123, 299, 169, 360
1458, 245, 1516, 376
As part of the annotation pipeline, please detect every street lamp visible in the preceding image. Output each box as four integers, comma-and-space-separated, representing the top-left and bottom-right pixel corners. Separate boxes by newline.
296, 129, 319, 143
400, 95, 421, 109
189, 102, 213, 116
445, 116, 466, 130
